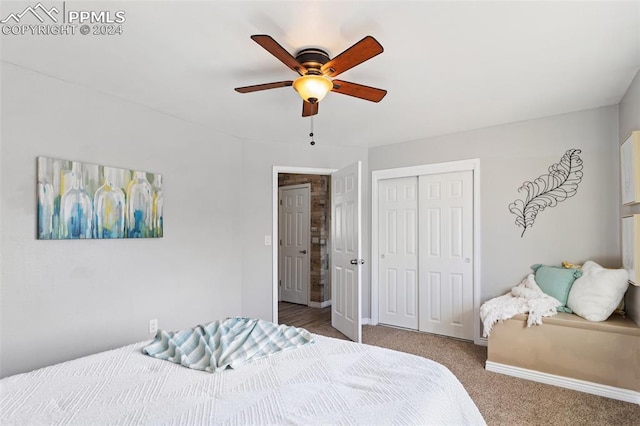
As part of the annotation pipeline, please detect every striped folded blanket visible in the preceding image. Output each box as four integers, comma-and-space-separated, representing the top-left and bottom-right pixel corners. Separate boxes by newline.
143, 317, 314, 373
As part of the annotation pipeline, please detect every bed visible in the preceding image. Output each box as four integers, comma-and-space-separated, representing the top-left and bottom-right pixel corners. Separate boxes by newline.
0, 328, 485, 425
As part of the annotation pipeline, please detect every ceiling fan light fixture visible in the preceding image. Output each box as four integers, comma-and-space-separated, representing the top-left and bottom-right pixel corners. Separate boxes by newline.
235, 35, 386, 117
293, 74, 333, 104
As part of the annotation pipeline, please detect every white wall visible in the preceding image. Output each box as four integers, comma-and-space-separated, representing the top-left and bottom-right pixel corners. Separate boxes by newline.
0, 63, 243, 377
369, 106, 620, 305
240, 141, 370, 321
619, 70, 640, 143
1, 62, 633, 378
619, 69, 640, 325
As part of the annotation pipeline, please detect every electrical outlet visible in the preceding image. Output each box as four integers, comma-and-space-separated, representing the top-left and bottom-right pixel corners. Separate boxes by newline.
149, 319, 158, 334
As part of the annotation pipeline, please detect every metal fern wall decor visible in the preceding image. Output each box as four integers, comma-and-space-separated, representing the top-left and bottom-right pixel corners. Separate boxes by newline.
509, 149, 583, 237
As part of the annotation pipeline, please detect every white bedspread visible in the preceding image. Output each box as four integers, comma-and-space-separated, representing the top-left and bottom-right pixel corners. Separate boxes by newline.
0, 335, 485, 425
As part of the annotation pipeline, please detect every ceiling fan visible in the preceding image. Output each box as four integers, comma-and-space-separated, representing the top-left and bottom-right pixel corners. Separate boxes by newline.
234, 35, 387, 117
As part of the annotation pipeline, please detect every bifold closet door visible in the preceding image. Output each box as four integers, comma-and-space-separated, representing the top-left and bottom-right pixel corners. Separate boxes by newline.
378, 177, 419, 330
418, 171, 474, 340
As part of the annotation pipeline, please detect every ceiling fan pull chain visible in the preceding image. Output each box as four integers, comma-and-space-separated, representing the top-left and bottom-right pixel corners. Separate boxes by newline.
310, 116, 316, 146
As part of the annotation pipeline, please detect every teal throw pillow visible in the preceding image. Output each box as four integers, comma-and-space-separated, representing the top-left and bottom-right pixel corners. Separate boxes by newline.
531, 264, 583, 313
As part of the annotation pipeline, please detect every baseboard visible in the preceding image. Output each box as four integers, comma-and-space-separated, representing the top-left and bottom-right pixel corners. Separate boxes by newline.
362, 317, 371, 325
485, 361, 640, 405
308, 300, 331, 308
476, 337, 488, 346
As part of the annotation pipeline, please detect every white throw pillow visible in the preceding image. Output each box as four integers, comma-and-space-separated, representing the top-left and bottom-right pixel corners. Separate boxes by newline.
567, 261, 629, 321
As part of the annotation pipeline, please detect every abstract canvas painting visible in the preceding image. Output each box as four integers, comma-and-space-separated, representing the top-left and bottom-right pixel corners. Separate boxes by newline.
37, 157, 163, 239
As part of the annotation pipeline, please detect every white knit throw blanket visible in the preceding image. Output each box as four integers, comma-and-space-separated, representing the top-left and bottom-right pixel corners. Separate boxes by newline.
480, 274, 561, 337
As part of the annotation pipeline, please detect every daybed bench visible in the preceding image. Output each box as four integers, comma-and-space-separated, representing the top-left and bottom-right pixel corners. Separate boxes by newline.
486, 312, 640, 404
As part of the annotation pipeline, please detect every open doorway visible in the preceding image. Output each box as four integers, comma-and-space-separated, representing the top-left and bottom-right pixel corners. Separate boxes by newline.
277, 172, 333, 333
272, 163, 363, 342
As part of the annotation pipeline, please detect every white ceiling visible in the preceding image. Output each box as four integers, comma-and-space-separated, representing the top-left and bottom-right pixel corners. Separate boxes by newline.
2, 1, 639, 148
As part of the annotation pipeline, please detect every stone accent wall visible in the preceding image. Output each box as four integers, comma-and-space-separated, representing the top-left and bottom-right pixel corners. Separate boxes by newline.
278, 173, 331, 304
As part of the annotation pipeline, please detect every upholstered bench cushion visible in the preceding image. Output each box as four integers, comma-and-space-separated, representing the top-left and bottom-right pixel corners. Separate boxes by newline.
488, 313, 640, 392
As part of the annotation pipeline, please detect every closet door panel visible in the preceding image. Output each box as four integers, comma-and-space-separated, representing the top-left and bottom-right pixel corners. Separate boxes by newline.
378, 177, 419, 330
419, 171, 474, 340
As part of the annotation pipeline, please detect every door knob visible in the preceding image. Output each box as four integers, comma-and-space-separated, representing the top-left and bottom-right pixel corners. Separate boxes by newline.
350, 259, 358, 265
299, 250, 307, 254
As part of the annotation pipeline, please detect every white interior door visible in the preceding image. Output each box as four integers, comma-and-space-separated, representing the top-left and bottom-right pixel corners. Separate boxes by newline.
279, 185, 310, 305
331, 162, 362, 342
418, 171, 474, 339
378, 177, 419, 330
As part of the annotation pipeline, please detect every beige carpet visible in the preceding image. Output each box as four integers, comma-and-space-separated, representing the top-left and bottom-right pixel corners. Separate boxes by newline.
305, 322, 639, 425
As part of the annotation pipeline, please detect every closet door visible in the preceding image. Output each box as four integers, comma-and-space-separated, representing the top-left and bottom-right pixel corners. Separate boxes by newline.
418, 171, 474, 340
378, 177, 419, 330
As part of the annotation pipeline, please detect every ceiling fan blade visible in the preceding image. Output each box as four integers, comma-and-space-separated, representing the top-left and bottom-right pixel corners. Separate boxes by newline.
251, 35, 307, 76
321, 36, 383, 78
302, 101, 318, 117
235, 81, 293, 93
331, 80, 387, 102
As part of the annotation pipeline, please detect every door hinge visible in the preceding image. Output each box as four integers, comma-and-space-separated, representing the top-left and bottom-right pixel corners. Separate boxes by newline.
279, 239, 282, 246
279, 199, 282, 205
279, 279, 282, 287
